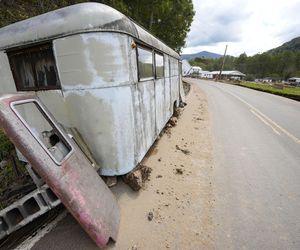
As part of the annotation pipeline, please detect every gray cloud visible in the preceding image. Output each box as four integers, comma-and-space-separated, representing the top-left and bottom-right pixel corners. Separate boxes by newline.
275, 3, 300, 42
184, 0, 300, 56
186, 1, 251, 47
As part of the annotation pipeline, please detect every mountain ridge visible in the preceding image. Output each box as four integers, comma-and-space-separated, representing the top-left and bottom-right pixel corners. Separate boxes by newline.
268, 36, 300, 54
181, 51, 223, 60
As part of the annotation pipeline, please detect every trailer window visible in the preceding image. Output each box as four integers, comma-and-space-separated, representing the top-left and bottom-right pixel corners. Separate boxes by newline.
155, 53, 164, 78
8, 44, 61, 91
137, 46, 153, 81
13, 101, 71, 164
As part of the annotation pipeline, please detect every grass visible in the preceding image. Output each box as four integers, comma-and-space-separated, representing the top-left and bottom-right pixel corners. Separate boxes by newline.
238, 82, 300, 98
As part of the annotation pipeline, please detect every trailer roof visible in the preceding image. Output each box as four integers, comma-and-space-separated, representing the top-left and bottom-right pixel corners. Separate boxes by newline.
0, 2, 179, 59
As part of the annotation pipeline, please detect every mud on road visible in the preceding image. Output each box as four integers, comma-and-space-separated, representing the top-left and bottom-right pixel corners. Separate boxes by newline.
21, 83, 216, 250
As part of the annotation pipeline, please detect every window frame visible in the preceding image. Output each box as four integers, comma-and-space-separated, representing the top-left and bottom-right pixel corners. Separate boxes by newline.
7, 43, 61, 91
154, 51, 164, 79
136, 44, 154, 82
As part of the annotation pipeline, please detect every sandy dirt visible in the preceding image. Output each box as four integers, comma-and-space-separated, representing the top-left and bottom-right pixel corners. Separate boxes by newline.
107, 83, 215, 249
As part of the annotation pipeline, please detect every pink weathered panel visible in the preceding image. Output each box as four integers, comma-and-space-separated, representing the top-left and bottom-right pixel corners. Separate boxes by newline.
0, 94, 120, 248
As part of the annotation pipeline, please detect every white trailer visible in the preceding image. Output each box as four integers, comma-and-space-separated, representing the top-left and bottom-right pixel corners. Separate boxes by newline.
0, 3, 183, 176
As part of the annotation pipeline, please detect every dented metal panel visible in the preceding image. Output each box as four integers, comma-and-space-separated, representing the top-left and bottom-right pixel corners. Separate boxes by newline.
53, 33, 131, 89
155, 78, 167, 133
64, 87, 136, 176
133, 81, 157, 164
0, 94, 120, 247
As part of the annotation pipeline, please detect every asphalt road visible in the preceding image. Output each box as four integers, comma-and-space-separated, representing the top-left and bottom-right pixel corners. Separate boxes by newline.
188, 78, 300, 249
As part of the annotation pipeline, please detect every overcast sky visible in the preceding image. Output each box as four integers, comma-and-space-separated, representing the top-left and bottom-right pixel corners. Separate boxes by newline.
182, 0, 300, 56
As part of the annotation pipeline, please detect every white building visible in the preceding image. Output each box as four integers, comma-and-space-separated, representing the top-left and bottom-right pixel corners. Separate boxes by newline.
199, 71, 213, 78
210, 70, 246, 80
189, 66, 202, 77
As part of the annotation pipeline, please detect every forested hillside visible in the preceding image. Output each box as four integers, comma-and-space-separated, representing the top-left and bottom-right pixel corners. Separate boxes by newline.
268, 37, 300, 54
190, 36, 300, 80
0, 0, 194, 52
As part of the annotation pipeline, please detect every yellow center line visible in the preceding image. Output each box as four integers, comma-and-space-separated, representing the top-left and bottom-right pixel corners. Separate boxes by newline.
225, 89, 300, 145
250, 109, 281, 135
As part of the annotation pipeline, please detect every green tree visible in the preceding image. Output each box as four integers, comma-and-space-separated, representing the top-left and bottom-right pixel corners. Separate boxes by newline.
122, 0, 194, 52
235, 53, 247, 73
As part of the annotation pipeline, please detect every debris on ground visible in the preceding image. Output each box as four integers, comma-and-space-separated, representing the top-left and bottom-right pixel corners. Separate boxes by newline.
123, 165, 152, 191
175, 145, 191, 155
130, 245, 138, 250
175, 168, 183, 175
183, 81, 191, 95
105, 176, 117, 188
123, 170, 143, 191
156, 175, 163, 178
140, 165, 152, 182
173, 108, 182, 118
169, 117, 178, 127
147, 212, 154, 221
163, 127, 172, 137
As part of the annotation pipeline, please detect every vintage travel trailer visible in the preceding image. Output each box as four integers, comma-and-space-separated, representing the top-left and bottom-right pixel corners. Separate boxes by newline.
0, 3, 183, 176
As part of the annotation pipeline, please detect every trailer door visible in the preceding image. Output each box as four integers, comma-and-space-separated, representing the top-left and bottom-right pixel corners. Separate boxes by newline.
0, 94, 120, 248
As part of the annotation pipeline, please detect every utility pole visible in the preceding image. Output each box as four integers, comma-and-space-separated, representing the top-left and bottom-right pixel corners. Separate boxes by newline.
217, 45, 228, 81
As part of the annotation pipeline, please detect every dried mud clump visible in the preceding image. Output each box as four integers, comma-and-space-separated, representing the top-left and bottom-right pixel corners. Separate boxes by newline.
147, 211, 154, 221
123, 165, 152, 191
169, 117, 178, 127
175, 168, 183, 175
140, 165, 152, 182
173, 108, 182, 118
175, 145, 191, 155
